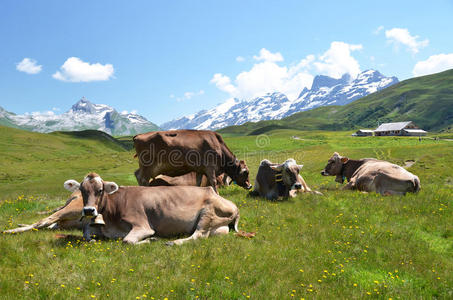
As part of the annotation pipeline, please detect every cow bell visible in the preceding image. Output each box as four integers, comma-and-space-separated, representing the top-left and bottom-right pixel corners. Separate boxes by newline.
91, 214, 105, 226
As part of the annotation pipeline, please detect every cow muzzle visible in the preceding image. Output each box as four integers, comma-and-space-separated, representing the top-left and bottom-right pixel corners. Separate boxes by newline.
82, 206, 98, 218
294, 183, 302, 190
321, 170, 329, 176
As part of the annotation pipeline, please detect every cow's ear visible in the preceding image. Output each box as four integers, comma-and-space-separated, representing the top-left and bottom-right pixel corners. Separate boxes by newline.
64, 180, 80, 192
104, 181, 119, 194
297, 164, 304, 169
341, 157, 349, 164
270, 164, 283, 172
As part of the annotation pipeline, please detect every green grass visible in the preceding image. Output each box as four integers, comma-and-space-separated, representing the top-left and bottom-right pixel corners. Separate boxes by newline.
0, 127, 452, 299
218, 69, 453, 136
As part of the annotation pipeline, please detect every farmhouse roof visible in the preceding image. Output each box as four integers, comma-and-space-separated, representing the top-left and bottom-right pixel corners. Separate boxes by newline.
374, 121, 413, 132
402, 129, 427, 133
357, 129, 374, 133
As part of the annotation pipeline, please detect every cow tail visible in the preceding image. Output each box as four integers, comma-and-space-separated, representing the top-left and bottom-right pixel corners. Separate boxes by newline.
413, 176, 421, 193
229, 212, 239, 233
232, 212, 256, 239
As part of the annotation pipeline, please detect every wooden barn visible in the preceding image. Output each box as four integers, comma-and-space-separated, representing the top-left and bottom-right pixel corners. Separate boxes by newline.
374, 121, 427, 136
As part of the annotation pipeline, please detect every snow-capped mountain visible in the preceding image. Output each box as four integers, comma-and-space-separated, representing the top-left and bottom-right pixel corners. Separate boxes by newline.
0, 97, 159, 135
161, 70, 398, 130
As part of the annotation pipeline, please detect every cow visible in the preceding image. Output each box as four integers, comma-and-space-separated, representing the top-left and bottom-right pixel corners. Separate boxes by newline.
3, 191, 85, 234
63, 172, 240, 245
321, 152, 421, 195
250, 159, 321, 200
133, 130, 251, 192
149, 172, 231, 188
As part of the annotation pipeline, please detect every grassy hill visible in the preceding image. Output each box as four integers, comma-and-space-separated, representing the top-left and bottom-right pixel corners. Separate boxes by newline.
0, 127, 452, 298
219, 69, 453, 136
0, 126, 137, 197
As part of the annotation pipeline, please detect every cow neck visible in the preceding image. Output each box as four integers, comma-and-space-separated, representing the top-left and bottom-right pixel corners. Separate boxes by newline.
341, 159, 366, 181
274, 169, 283, 182
222, 144, 239, 178
97, 191, 110, 215
224, 158, 240, 180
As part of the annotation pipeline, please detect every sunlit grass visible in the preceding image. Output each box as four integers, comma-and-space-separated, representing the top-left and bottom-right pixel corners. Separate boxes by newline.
0, 128, 452, 299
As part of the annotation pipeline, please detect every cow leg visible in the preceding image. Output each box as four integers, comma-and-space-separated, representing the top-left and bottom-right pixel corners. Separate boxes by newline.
210, 226, 229, 236
196, 173, 203, 187
166, 230, 207, 246
168, 205, 238, 246
123, 226, 156, 244
342, 180, 356, 190
135, 168, 153, 186
205, 169, 218, 193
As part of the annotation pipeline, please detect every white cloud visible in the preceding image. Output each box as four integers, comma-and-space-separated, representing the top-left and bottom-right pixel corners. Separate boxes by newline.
174, 90, 205, 102
210, 43, 363, 100
16, 58, 42, 74
52, 107, 60, 111
412, 53, 453, 77
236, 56, 245, 62
52, 57, 114, 82
253, 48, 284, 62
374, 25, 384, 35
313, 41, 363, 79
211, 73, 238, 95
385, 28, 429, 54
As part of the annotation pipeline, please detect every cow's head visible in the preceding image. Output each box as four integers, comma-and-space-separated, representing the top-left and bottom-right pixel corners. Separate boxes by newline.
233, 160, 252, 190
270, 158, 303, 190
64, 173, 119, 218
321, 152, 349, 183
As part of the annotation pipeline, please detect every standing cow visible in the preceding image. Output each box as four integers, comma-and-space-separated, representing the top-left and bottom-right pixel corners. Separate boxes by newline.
250, 159, 321, 200
133, 130, 251, 192
64, 173, 240, 245
321, 152, 421, 195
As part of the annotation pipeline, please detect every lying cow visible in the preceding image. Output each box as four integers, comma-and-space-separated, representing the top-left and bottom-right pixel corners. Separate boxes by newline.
321, 152, 421, 195
250, 159, 322, 200
149, 172, 231, 188
64, 173, 240, 245
4, 191, 84, 234
133, 130, 251, 192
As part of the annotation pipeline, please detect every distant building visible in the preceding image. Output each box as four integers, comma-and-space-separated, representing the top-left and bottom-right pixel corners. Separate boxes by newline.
352, 129, 374, 137
374, 121, 427, 136
401, 128, 427, 136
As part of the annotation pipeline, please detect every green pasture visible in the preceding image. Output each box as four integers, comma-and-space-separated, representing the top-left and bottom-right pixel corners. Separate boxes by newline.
0, 126, 451, 299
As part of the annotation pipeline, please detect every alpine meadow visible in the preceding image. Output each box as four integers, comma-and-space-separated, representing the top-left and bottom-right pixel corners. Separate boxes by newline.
1, 126, 452, 299
2, 1, 453, 299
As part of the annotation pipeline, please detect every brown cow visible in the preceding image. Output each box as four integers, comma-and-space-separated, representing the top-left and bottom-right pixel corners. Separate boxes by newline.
149, 172, 231, 188
133, 130, 251, 192
250, 159, 321, 200
64, 173, 240, 245
321, 152, 421, 195
3, 190, 84, 234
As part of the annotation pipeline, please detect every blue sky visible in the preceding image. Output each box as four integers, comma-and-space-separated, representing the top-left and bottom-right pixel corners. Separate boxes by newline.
1, 0, 452, 125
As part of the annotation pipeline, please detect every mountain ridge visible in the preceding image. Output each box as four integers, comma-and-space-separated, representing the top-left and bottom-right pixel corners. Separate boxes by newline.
162, 69, 398, 130
0, 97, 160, 136
217, 69, 453, 135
